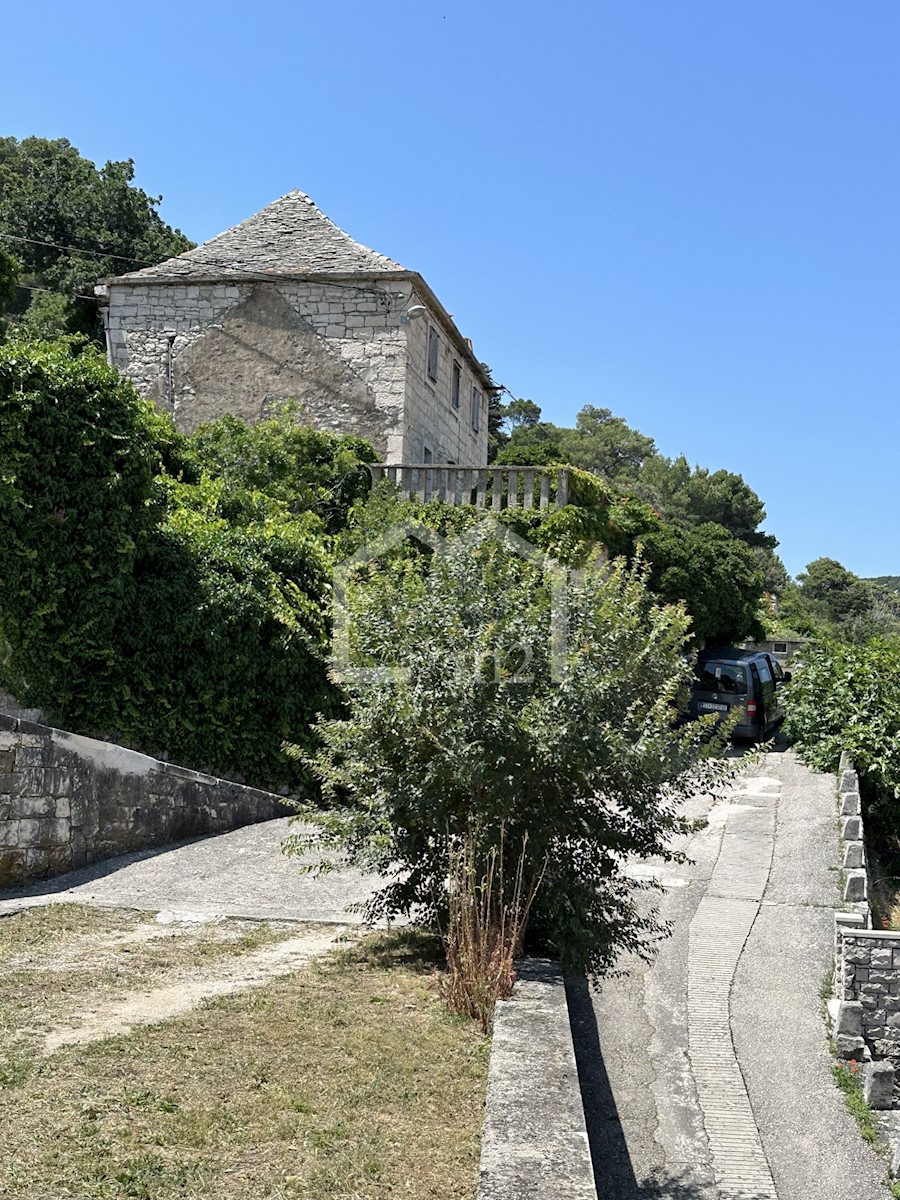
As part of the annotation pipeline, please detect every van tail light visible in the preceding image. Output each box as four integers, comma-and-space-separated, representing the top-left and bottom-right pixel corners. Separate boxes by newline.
746, 701, 757, 715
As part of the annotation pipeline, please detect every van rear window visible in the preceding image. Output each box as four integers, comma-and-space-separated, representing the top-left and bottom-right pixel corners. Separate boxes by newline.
695, 663, 747, 695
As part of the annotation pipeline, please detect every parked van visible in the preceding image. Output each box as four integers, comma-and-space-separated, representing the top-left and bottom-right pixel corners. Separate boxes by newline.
689, 647, 790, 741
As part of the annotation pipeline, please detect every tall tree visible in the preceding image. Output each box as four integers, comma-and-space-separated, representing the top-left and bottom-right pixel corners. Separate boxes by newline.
636, 454, 774, 548
0, 137, 193, 342
641, 521, 765, 646
559, 404, 656, 485
0, 247, 16, 340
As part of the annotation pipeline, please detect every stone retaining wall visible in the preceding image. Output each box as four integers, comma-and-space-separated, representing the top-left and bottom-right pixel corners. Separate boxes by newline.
837, 930, 900, 1064
831, 753, 900, 1087
0, 713, 285, 889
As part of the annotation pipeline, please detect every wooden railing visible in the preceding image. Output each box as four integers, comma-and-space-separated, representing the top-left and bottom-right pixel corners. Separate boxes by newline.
368, 465, 570, 510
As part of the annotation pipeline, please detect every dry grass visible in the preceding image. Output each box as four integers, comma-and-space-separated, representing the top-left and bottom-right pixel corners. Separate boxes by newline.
441, 832, 542, 1032
0, 904, 301, 1078
0, 910, 488, 1199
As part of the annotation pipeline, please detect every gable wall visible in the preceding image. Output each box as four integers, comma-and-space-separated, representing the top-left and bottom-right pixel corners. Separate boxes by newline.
105, 279, 490, 467
105, 279, 413, 460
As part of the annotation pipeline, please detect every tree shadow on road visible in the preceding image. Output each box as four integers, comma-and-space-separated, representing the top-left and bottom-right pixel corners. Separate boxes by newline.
566, 974, 725, 1200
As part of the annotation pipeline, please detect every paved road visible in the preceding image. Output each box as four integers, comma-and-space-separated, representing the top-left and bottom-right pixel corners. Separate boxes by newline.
570, 748, 888, 1200
0, 818, 380, 924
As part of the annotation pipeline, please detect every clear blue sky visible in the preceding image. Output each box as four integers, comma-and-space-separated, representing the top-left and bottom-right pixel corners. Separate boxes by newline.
5, 2, 899, 578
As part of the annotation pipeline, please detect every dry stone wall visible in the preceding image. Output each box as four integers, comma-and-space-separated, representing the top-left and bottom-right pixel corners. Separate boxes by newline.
838, 930, 900, 1064
0, 713, 284, 890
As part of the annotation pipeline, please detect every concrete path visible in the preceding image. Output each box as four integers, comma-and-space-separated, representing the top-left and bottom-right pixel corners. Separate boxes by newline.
0, 817, 379, 924
571, 749, 889, 1200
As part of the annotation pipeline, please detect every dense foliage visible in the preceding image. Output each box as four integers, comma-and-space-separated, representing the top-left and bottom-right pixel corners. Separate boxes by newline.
776, 557, 900, 643
0, 248, 16, 336
286, 528, 732, 976
869, 576, 900, 594
0, 333, 766, 788
642, 522, 765, 646
784, 638, 900, 822
188, 408, 377, 534
0, 337, 378, 787
490, 396, 783, 631
0, 137, 193, 342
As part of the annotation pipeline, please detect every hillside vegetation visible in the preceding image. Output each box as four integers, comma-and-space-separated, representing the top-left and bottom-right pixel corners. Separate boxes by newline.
0, 336, 771, 789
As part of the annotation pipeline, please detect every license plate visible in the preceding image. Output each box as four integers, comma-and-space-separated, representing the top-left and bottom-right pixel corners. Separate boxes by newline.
699, 701, 728, 712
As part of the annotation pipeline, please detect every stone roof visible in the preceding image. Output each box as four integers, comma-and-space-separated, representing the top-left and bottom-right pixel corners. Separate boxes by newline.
119, 190, 407, 282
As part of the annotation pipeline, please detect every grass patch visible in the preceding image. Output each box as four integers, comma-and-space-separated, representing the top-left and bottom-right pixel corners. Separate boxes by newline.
0, 916, 488, 1199
0, 904, 310, 1103
819, 966, 834, 1003
831, 1062, 877, 1144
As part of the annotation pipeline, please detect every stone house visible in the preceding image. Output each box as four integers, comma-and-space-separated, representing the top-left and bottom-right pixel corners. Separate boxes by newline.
96, 191, 493, 466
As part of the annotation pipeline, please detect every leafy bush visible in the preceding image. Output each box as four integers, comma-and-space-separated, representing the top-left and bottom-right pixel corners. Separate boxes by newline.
0, 338, 373, 788
286, 525, 732, 977
785, 637, 900, 815
188, 406, 377, 534
0, 337, 171, 721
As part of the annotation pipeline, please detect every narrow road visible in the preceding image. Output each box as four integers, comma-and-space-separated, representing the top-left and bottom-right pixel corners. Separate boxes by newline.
569, 748, 888, 1200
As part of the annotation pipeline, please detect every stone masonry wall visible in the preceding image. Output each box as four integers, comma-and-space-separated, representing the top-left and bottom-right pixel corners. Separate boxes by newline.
839, 931, 900, 1063
0, 713, 285, 890
105, 278, 409, 458
403, 285, 489, 467
105, 277, 489, 467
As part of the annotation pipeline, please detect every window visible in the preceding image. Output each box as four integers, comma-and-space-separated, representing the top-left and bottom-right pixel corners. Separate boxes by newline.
695, 663, 747, 695
451, 361, 461, 409
471, 387, 481, 432
427, 327, 439, 383
423, 445, 433, 464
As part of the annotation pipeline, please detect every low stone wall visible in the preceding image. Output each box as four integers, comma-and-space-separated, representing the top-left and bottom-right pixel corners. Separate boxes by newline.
0, 713, 285, 889
837, 930, 900, 1064
478, 960, 597, 1200
831, 755, 900, 1104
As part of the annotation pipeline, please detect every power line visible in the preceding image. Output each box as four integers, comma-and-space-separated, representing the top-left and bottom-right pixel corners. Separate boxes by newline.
0, 232, 157, 266
15, 281, 95, 301
0, 231, 412, 303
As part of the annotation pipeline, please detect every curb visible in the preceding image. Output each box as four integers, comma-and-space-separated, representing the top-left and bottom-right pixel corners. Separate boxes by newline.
477, 959, 598, 1200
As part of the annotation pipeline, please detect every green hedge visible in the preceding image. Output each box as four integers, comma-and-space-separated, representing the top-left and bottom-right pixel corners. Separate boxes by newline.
0, 340, 362, 789
785, 637, 900, 821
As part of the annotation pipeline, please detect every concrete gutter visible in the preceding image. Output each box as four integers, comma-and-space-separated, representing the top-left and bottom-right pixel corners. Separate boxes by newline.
478, 959, 598, 1200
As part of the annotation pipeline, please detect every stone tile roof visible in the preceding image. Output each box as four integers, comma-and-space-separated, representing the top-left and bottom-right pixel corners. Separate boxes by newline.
119, 190, 407, 281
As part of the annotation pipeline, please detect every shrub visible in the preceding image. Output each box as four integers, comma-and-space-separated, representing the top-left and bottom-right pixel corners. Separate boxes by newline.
286, 522, 733, 978
0, 339, 370, 788
785, 637, 900, 823
188, 404, 377, 534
